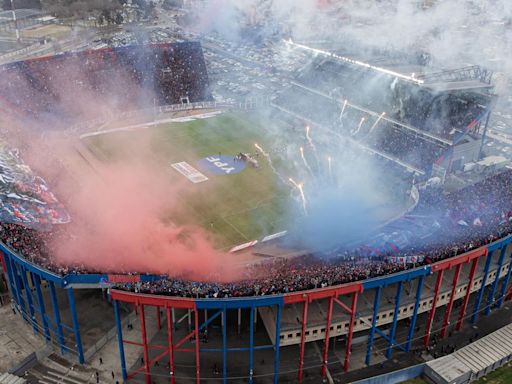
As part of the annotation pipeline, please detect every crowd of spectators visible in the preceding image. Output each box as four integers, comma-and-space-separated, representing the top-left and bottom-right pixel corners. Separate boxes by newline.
274, 84, 450, 172
399, 91, 489, 140
0, 42, 212, 123
2, 168, 512, 298
0, 43, 505, 298
374, 124, 446, 170
277, 56, 492, 174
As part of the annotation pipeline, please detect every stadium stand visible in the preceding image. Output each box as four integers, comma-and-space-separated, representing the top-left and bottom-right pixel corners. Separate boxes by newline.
2, 168, 512, 298
0, 42, 212, 123
274, 55, 494, 176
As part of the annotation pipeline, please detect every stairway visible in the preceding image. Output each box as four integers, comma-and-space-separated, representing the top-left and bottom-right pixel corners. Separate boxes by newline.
27, 355, 94, 384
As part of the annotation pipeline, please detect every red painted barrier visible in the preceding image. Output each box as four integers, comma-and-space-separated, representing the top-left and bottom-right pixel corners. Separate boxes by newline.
110, 290, 196, 309
441, 263, 462, 338
298, 300, 308, 383
424, 269, 444, 346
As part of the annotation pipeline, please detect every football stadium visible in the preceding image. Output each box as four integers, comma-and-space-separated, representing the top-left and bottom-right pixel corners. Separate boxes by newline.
0, 5, 512, 384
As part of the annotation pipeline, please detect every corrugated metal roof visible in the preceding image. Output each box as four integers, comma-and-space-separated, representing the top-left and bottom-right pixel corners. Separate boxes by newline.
427, 323, 512, 383
426, 355, 472, 382
452, 322, 512, 373
0, 373, 26, 384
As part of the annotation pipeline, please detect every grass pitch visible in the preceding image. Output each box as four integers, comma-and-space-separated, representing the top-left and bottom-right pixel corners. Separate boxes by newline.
83, 112, 291, 249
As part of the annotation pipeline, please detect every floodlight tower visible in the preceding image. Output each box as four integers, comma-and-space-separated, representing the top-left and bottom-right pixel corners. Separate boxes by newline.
10, 0, 20, 43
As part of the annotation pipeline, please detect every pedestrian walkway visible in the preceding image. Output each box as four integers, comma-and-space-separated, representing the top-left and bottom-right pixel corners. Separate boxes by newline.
0, 305, 45, 372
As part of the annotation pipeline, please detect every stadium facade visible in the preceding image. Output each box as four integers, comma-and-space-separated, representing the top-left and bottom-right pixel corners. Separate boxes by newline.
2, 234, 512, 383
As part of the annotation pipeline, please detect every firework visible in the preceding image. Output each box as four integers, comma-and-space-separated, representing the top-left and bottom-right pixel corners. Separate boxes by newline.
339, 99, 348, 121
306, 125, 315, 149
352, 117, 366, 136
300, 146, 314, 177
367, 112, 386, 136
285, 39, 424, 85
327, 156, 332, 181
254, 143, 287, 184
305, 125, 321, 169
289, 178, 307, 215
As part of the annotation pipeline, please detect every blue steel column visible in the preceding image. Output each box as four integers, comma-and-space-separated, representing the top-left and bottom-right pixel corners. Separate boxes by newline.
3, 254, 20, 306
67, 288, 84, 364
222, 307, 227, 384
386, 281, 403, 359
472, 251, 493, 324
249, 306, 254, 384
406, 275, 424, 352
274, 304, 282, 384
497, 249, 512, 308
365, 286, 382, 366
33, 274, 51, 341
11, 261, 27, 320
19, 266, 38, 334
113, 300, 128, 382
49, 281, 66, 354
486, 246, 507, 315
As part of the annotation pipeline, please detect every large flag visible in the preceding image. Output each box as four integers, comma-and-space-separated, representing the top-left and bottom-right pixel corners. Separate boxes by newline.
0, 143, 70, 228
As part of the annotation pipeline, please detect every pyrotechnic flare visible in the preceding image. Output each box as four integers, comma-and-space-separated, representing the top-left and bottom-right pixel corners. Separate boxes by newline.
286, 39, 424, 85
305, 125, 315, 148
305, 125, 320, 168
299, 146, 314, 177
367, 112, 386, 136
289, 178, 308, 215
327, 156, 332, 181
351, 117, 366, 136
339, 99, 348, 121
254, 143, 287, 184
254, 143, 266, 155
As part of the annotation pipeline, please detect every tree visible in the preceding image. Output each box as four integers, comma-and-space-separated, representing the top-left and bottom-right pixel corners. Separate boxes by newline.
131, 0, 156, 20
41, 0, 122, 19
162, 0, 182, 11
114, 10, 123, 24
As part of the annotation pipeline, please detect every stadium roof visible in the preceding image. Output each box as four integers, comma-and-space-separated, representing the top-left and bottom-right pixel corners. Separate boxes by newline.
0, 8, 42, 22
421, 80, 494, 92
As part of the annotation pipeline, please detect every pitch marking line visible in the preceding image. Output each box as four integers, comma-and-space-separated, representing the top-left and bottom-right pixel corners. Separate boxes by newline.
79, 111, 223, 139
220, 215, 250, 242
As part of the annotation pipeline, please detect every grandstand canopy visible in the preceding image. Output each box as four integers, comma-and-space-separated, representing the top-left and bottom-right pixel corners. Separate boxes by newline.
421, 80, 494, 93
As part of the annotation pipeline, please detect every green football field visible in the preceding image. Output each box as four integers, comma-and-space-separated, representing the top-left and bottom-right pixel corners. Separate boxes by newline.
83, 112, 291, 250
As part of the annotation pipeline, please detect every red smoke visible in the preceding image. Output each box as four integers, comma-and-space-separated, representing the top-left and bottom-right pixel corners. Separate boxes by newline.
0, 56, 243, 282
10, 118, 242, 282
63, 141, 242, 281
53, 160, 240, 280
